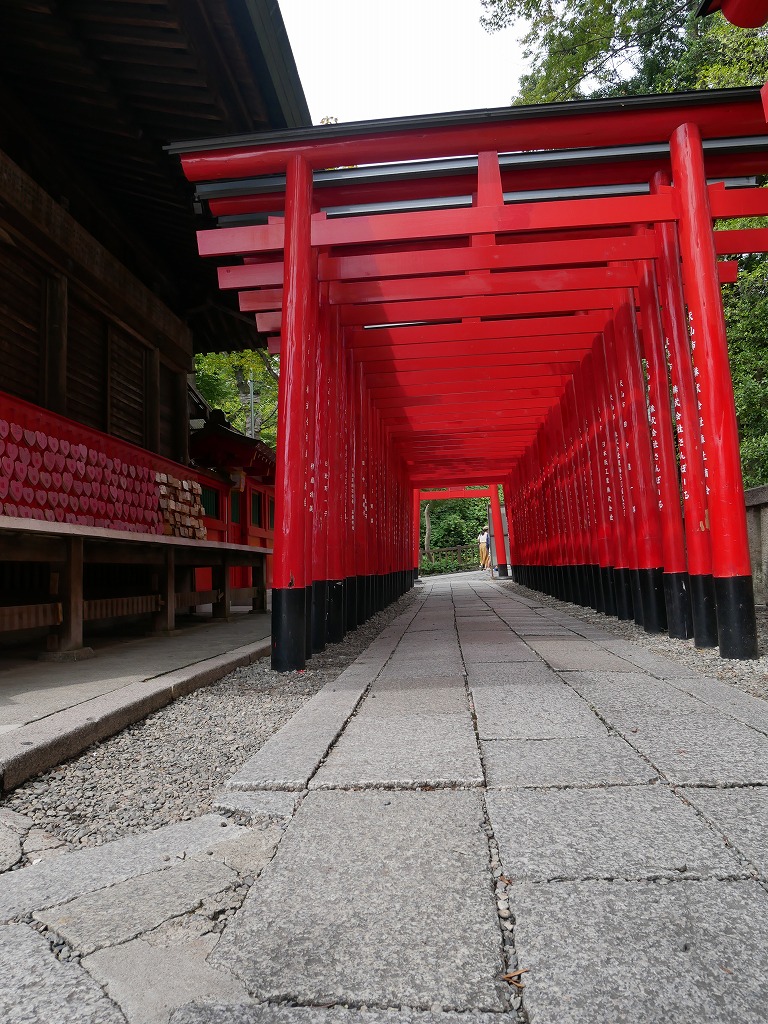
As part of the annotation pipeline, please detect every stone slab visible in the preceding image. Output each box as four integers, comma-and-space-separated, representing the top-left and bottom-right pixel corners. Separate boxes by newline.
377, 659, 466, 681
512, 879, 768, 1024
472, 684, 607, 740
172, 1007, 505, 1024
484, 736, 657, 788
466, 663, 560, 687
620, 714, 768, 785
686, 787, 768, 876
211, 788, 299, 821
671, 678, 768, 736
597, 639, 698, 678
525, 639, 634, 671
367, 679, 470, 714
0, 814, 244, 922
487, 787, 741, 881
461, 642, 539, 665
211, 790, 507, 1011
0, 822, 21, 872
35, 859, 238, 955
84, 932, 248, 1024
223, 675, 370, 791
0, 922, 126, 1023
196, 824, 283, 876
311, 712, 483, 789
563, 673, 711, 728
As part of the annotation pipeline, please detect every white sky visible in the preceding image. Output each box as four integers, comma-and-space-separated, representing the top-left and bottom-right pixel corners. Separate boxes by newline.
278, 0, 528, 125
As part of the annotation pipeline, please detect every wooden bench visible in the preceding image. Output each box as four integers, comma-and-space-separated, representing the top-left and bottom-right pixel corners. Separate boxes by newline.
0, 516, 271, 654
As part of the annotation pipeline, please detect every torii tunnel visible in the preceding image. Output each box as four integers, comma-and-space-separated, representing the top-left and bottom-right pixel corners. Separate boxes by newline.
169, 86, 768, 669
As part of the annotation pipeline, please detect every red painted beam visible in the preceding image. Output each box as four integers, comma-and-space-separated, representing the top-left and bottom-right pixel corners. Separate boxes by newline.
338, 289, 624, 327
364, 360, 582, 387
179, 93, 765, 179
197, 194, 676, 257
348, 318, 606, 348
419, 488, 492, 500
328, 266, 638, 305
319, 235, 657, 282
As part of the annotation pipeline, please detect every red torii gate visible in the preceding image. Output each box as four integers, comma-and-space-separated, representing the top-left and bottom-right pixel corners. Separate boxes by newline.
416, 488, 508, 577
170, 87, 768, 669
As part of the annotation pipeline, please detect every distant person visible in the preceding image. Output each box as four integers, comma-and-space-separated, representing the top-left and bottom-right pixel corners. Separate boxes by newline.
478, 525, 490, 570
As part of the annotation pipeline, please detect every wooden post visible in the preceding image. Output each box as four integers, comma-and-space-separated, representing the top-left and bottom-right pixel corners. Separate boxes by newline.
153, 548, 176, 633
43, 536, 93, 658
251, 555, 267, 613
212, 557, 232, 620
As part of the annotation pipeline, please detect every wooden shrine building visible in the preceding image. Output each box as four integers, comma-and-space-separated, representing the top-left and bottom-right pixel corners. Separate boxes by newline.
0, 0, 309, 655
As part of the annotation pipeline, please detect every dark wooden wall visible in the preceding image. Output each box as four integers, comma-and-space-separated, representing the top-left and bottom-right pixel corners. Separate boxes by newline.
0, 149, 192, 465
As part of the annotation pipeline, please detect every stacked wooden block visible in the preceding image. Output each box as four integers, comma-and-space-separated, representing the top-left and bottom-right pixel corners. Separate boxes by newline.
156, 474, 206, 539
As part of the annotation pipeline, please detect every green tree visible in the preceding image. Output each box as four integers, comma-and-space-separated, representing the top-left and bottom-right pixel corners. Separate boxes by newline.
420, 497, 490, 549
194, 349, 279, 447
481, 1, 768, 103
721, 258, 768, 486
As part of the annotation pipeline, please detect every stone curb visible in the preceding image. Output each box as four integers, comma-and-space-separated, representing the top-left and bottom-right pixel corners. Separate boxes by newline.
0, 639, 271, 794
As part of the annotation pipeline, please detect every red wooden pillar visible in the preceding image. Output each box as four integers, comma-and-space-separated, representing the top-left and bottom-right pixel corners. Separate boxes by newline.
581, 352, 616, 614
303, 254, 319, 659
272, 155, 312, 671
353, 361, 368, 623
601, 321, 636, 620
325, 303, 346, 643
573, 364, 604, 611
345, 349, 359, 628
636, 257, 693, 639
670, 123, 757, 659
652, 172, 719, 649
502, 476, 516, 581
310, 285, 331, 653
412, 486, 421, 581
489, 484, 508, 577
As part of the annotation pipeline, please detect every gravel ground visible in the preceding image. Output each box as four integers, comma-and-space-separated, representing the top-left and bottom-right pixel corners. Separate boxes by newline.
496, 577, 768, 701
1, 591, 418, 856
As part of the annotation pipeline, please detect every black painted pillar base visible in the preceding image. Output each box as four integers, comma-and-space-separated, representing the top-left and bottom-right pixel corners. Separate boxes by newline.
639, 567, 666, 634
593, 565, 606, 613
311, 579, 327, 654
614, 568, 634, 620
356, 574, 367, 624
715, 575, 759, 659
689, 574, 718, 648
413, 566, 419, 585
271, 587, 306, 672
601, 566, 617, 617
377, 573, 385, 612
663, 572, 694, 640
304, 585, 313, 659
345, 576, 358, 631
326, 579, 345, 643
630, 569, 645, 627
497, 561, 509, 578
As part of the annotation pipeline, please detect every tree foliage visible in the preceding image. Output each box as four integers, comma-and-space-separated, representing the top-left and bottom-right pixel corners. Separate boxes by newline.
193, 350, 279, 448
420, 497, 490, 549
481, 1, 768, 103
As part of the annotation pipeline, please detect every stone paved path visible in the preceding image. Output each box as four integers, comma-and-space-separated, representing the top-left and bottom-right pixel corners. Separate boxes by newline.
2, 574, 768, 1023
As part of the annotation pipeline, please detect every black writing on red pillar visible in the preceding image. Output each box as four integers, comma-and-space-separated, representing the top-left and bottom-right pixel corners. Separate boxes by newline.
646, 385, 663, 512
687, 310, 710, 498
